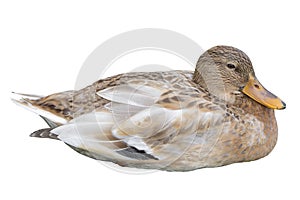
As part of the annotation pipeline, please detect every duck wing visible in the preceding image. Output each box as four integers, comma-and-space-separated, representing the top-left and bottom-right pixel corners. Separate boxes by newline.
51, 78, 225, 167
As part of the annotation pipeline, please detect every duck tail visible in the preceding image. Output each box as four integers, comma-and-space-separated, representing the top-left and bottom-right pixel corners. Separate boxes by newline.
11, 91, 68, 127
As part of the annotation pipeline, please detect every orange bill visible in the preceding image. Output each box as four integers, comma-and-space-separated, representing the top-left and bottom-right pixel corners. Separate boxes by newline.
242, 74, 286, 110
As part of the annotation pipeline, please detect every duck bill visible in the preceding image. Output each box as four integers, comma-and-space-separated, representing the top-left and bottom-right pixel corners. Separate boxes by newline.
242, 74, 286, 110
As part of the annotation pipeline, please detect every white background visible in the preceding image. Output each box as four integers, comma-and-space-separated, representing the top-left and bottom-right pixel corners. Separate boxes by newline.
0, 1, 299, 199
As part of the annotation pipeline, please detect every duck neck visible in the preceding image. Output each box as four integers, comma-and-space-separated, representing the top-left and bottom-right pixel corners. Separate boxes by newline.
193, 69, 208, 90
193, 68, 235, 103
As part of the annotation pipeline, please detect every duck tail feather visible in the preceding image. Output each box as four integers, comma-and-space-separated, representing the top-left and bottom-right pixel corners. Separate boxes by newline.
30, 128, 59, 140
11, 91, 68, 125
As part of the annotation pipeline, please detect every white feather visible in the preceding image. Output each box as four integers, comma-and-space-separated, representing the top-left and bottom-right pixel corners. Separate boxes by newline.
112, 106, 181, 139
97, 84, 163, 107
51, 118, 133, 161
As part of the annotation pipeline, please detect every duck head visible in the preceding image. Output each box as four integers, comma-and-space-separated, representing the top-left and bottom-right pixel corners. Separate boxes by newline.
193, 45, 286, 110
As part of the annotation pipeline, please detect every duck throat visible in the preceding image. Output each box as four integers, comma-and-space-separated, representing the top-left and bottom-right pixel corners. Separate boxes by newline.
193, 67, 234, 103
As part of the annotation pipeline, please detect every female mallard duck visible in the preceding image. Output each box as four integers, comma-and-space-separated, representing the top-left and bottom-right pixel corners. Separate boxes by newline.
12, 45, 285, 171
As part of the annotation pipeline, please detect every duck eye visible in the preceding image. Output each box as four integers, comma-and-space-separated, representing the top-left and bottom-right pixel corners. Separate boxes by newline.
227, 63, 236, 69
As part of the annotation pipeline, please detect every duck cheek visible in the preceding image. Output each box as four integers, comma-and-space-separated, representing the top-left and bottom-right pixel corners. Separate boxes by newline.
241, 74, 286, 110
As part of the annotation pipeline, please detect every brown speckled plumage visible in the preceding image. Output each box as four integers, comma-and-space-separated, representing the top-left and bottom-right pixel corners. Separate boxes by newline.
12, 45, 285, 171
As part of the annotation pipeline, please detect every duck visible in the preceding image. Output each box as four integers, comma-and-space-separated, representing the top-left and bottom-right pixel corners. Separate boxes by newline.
12, 45, 286, 171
